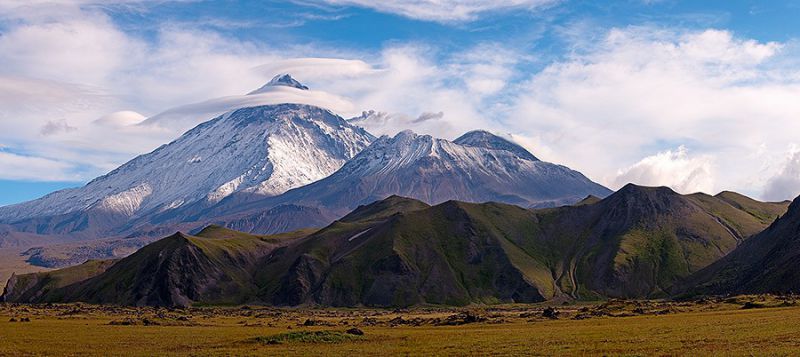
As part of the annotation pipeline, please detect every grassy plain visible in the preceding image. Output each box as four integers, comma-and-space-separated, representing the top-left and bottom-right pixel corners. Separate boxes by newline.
1, 296, 799, 356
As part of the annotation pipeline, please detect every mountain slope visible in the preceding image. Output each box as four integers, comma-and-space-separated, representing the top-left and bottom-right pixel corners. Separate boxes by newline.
679, 195, 800, 295
1, 226, 313, 306
1, 259, 116, 303
0, 76, 373, 237
3, 189, 789, 306
202, 130, 612, 234
255, 199, 551, 307
548, 184, 782, 298
453, 130, 539, 161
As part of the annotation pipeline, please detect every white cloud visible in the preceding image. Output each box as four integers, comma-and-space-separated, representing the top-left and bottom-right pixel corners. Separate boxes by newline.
0, 2, 517, 184
142, 86, 358, 133
613, 146, 714, 194
0, 151, 80, 181
0, 3, 285, 180
763, 148, 800, 201
252, 44, 515, 139
312, 0, 559, 22
3, 0, 800, 206
94, 111, 147, 127
253, 58, 379, 81
506, 27, 800, 198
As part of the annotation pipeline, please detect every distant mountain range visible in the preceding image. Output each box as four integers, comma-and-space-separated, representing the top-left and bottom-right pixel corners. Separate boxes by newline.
0, 75, 610, 265
4, 185, 790, 307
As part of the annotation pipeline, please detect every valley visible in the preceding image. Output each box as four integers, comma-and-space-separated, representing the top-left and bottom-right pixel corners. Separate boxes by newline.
0, 249, 51, 290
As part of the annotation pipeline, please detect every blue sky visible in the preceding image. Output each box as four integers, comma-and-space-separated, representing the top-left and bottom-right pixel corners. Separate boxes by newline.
2, 0, 800, 206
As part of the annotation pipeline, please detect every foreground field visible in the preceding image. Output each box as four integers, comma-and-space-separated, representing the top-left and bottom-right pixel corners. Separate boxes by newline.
2, 296, 799, 356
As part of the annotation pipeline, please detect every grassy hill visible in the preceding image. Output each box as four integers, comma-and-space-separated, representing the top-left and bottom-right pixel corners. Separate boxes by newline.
2, 185, 790, 307
678, 195, 800, 295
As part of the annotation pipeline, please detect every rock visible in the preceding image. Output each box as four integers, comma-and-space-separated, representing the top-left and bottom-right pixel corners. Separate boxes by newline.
346, 327, 364, 336
542, 307, 560, 319
439, 311, 487, 326
741, 301, 765, 309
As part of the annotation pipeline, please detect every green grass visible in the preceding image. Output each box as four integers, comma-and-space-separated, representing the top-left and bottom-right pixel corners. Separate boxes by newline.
253, 331, 361, 344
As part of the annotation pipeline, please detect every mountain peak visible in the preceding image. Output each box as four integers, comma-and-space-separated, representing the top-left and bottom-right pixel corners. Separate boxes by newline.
394, 129, 422, 140
248, 74, 309, 94
340, 195, 429, 222
615, 183, 678, 197
454, 130, 538, 161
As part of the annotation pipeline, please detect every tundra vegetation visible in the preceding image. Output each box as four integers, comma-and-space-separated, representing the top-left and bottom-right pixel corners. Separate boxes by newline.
2, 295, 800, 355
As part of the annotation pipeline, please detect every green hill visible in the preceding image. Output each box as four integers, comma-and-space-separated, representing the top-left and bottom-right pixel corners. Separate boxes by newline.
678, 195, 800, 295
2, 186, 790, 307
255, 185, 789, 305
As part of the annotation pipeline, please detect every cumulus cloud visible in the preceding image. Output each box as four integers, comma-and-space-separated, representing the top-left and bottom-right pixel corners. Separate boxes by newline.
312, 0, 560, 22
613, 146, 714, 194
507, 27, 800, 197
763, 149, 800, 201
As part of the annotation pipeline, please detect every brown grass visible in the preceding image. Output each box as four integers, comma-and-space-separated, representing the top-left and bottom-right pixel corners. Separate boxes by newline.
1, 297, 799, 356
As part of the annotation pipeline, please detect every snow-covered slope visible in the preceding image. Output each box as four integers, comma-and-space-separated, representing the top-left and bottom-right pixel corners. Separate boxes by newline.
205, 129, 612, 234
269, 130, 610, 209
0, 76, 374, 230
453, 130, 539, 161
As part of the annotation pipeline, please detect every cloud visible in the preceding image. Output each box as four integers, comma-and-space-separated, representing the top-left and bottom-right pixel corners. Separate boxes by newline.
348, 110, 454, 137
253, 58, 378, 81
412, 111, 444, 123
40, 120, 77, 136
763, 149, 800, 201
613, 146, 714, 194
93, 111, 147, 127
142, 86, 358, 133
0, 1, 518, 184
311, 0, 560, 22
0, 151, 80, 181
3, 0, 800, 206
0, 3, 285, 181
506, 27, 800, 198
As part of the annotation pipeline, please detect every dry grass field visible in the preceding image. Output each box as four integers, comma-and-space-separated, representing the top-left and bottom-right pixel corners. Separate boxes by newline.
2, 296, 800, 356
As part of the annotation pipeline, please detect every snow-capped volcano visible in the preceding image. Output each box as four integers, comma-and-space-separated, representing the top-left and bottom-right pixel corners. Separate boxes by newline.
0, 78, 374, 232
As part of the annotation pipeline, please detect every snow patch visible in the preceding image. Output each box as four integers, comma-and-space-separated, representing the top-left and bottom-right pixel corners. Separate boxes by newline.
348, 228, 373, 242
95, 183, 153, 216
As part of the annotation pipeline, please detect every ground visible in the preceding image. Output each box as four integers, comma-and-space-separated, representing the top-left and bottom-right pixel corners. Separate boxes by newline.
1, 296, 799, 356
